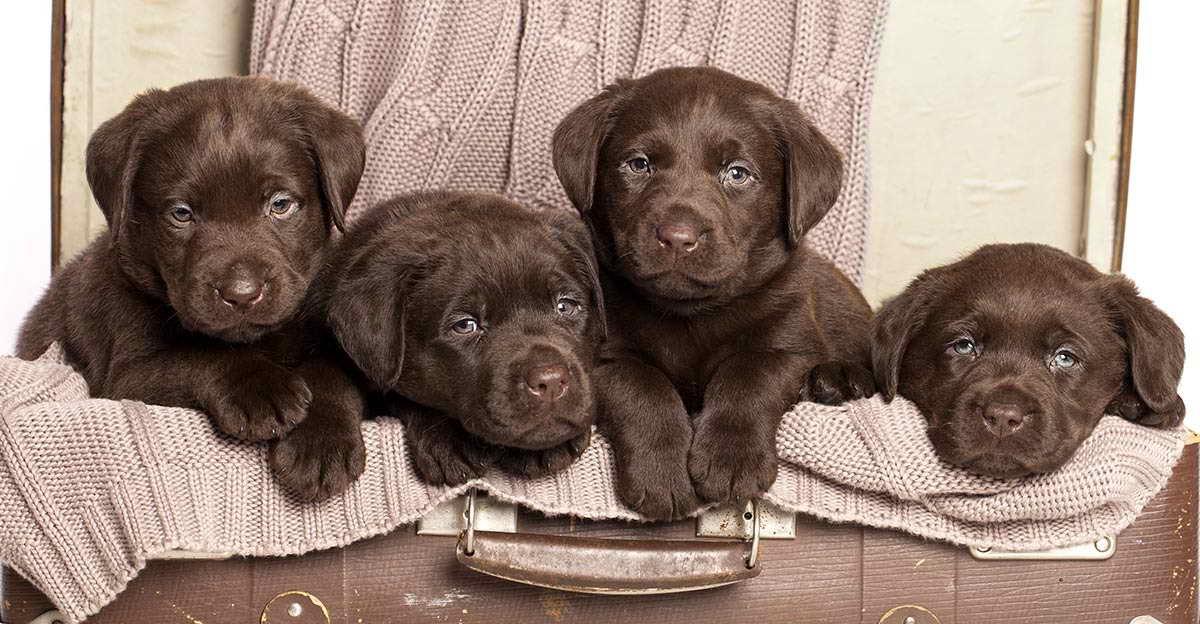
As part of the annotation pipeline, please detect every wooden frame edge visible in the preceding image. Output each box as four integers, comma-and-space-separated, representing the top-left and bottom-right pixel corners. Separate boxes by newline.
1111, 0, 1138, 273
50, 0, 65, 270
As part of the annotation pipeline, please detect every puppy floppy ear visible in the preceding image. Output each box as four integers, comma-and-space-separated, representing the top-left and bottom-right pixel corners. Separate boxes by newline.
1100, 276, 1186, 427
324, 250, 413, 391
551, 82, 627, 214
547, 211, 607, 338
86, 90, 162, 245
769, 99, 844, 246
871, 271, 940, 401
295, 91, 365, 232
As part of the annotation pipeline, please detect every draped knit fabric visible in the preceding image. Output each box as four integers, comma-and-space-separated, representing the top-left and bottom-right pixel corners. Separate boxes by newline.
250, 0, 883, 282
0, 2, 1187, 622
0, 347, 1185, 623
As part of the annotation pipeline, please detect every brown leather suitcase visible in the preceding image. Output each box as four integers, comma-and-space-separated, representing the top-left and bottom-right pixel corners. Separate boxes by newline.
4, 441, 1195, 624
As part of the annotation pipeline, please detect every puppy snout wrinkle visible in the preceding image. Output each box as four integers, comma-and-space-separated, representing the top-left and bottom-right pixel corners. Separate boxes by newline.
525, 364, 570, 401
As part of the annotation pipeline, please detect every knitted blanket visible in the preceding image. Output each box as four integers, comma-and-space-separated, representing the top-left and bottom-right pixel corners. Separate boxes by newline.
250, 0, 883, 282
0, 347, 1186, 623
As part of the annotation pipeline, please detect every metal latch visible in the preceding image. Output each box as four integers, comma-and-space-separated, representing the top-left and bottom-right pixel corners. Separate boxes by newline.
416, 492, 518, 535
696, 499, 796, 539
969, 535, 1115, 560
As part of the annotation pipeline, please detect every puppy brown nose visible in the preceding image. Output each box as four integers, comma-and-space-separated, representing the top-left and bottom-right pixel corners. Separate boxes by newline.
217, 278, 264, 310
655, 223, 701, 252
982, 402, 1027, 437
525, 364, 569, 401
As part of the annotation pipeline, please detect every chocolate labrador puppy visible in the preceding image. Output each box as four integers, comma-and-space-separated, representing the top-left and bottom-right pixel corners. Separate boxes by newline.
872, 243, 1186, 478
323, 191, 604, 485
552, 66, 874, 519
17, 77, 368, 501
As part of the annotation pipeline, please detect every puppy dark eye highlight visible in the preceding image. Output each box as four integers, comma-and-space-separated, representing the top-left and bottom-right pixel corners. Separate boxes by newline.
268, 193, 300, 219
951, 338, 977, 356
451, 317, 481, 335
167, 203, 194, 226
1051, 349, 1078, 369
556, 297, 581, 316
720, 163, 754, 186
626, 156, 650, 174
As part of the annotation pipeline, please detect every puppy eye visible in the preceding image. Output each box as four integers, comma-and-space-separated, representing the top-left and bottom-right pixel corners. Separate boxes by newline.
721, 164, 753, 186
1051, 349, 1078, 369
268, 193, 299, 218
168, 203, 194, 225
951, 338, 977, 356
627, 156, 650, 174
556, 297, 581, 316
451, 317, 481, 335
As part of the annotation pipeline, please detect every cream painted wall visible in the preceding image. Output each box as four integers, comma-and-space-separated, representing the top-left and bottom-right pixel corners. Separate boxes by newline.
863, 1, 1095, 306
0, 5, 52, 352
59, 1, 1098, 309
58, 0, 252, 261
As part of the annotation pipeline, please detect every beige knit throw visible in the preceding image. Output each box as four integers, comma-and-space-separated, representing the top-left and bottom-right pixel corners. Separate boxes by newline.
250, 0, 883, 281
0, 347, 1186, 623
2, 2, 1187, 622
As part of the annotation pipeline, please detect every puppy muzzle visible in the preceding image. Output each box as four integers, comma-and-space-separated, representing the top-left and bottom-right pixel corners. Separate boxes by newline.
176, 254, 306, 342
472, 344, 595, 450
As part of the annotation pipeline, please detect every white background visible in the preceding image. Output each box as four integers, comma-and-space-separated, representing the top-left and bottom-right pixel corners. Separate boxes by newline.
1122, 2, 1200, 428
0, 4, 52, 352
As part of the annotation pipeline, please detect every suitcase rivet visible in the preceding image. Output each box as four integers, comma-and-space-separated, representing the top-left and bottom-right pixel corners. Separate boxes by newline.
879, 605, 940, 623
1094, 536, 1112, 553
262, 591, 329, 623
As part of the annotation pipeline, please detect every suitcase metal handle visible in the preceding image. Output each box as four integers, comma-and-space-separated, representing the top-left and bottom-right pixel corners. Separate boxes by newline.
455, 489, 763, 594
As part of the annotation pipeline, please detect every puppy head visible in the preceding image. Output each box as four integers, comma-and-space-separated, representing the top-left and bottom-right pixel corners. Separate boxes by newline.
86, 77, 365, 342
872, 243, 1186, 478
327, 192, 604, 450
552, 66, 842, 315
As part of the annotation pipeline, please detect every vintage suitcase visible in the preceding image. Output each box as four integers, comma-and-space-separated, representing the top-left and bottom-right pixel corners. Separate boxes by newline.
4, 441, 1195, 624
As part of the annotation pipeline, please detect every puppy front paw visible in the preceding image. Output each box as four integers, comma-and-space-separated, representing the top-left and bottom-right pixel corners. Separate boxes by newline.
1108, 391, 1186, 429
803, 361, 876, 405
689, 419, 778, 503
496, 430, 591, 479
269, 413, 366, 502
407, 421, 495, 487
207, 361, 311, 441
616, 444, 699, 521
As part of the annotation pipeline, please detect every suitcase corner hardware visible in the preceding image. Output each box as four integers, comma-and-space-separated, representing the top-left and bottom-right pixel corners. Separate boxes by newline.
969, 535, 1115, 560
696, 499, 795, 539
417, 491, 517, 536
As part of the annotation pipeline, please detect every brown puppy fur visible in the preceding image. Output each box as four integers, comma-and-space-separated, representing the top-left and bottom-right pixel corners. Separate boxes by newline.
872, 243, 1186, 478
552, 67, 874, 519
17, 77, 368, 501
323, 192, 605, 486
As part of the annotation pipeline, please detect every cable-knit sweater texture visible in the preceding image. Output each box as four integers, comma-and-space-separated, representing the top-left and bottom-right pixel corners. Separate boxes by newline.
0, 1, 1186, 622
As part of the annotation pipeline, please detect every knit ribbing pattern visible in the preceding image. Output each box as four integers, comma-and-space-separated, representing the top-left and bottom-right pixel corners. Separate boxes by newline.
0, 346, 1185, 623
250, 0, 887, 283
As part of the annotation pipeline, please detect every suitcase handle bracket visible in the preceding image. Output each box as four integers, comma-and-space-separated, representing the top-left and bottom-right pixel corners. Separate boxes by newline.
454, 489, 763, 594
